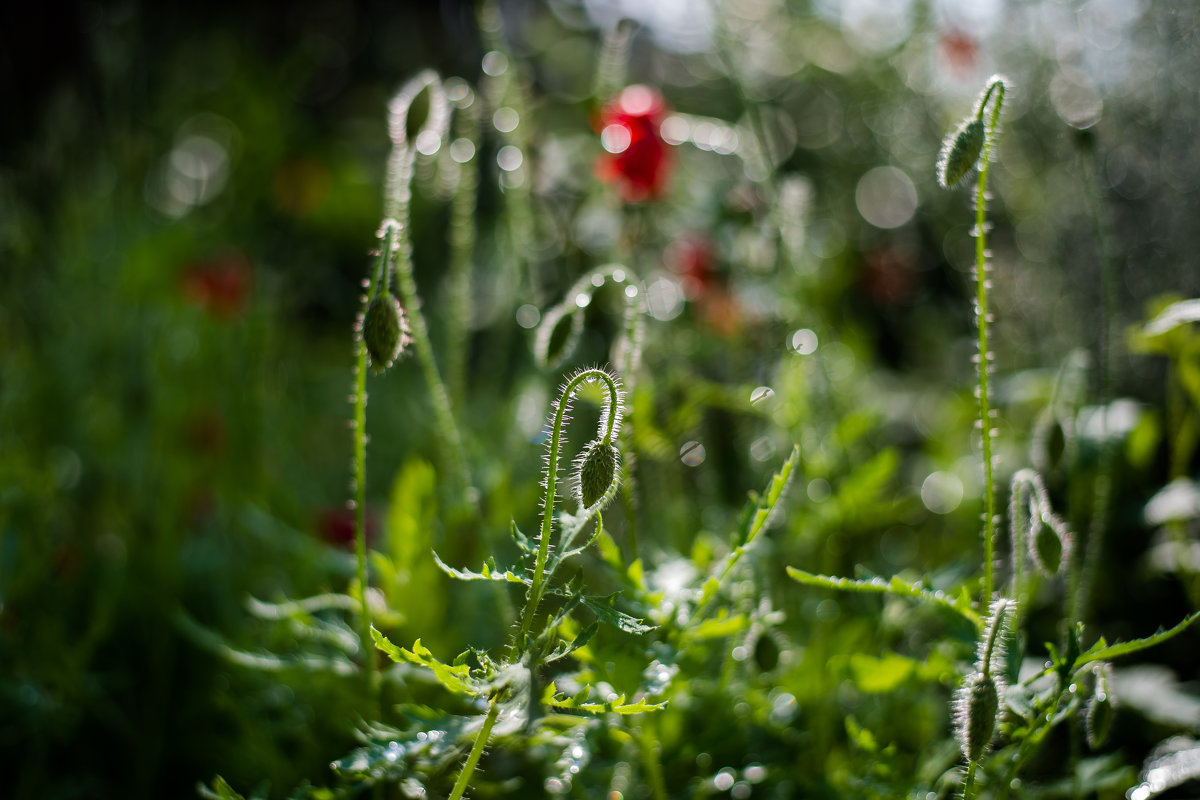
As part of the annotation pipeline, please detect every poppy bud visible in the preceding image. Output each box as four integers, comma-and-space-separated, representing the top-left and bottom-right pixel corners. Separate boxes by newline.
955, 670, 1000, 762
576, 439, 619, 509
1031, 513, 1064, 575
937, 118, 985, 189
363, 292, 410, 373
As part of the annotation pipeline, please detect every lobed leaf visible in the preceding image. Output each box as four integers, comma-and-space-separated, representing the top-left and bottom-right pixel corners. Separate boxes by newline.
580, 594, 656, 634
433, 551, 529, 585
371, 629, 479, 696
1077, 610, 1200, 666
545, 685, 667, 715
786, 568, 980, 626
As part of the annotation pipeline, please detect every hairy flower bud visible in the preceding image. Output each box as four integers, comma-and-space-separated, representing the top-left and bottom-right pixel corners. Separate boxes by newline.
363, 292, 410, 373
955, 670, 1000, 763
937, 118, 985, 189
576, 439, 619, 509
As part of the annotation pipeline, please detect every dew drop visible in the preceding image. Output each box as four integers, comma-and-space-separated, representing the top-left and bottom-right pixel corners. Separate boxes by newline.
714, 769, 736, 791
482, 50, 508, 76
789, 328, 818, 354
750, 386, 775, 405
492, 107, 519, 133
449, 137, 475, 163
680, 440, 706, 467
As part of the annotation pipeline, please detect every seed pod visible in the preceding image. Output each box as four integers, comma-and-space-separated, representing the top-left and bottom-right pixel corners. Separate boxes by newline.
937, 118, 986, 189
363, 292, 410, 373
1031, 513, 1064, 575
576, 439, 619, 508
955, 670, 1000, 762
1086, 663, 1115, 749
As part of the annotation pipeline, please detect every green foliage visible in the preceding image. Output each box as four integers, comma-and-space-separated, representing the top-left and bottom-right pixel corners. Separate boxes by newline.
6, 4, 1200, 800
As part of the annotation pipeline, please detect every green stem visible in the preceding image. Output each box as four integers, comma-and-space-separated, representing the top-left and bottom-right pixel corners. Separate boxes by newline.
973, 77, 1005, 607
447, 700, 501, 800
352, 225, 396, 701
516, 369, 621, 648
962, 760, 978, 800
388, 149, 476, 515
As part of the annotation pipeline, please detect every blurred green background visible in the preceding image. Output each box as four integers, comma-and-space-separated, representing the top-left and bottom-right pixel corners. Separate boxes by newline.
3, 1, 1200, 798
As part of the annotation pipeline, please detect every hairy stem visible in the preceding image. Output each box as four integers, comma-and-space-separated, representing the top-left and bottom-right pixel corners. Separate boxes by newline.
973, 77, 1005, 607
516, 369, 621, 648
962, 760, 978, 800
448, 700, 501, 800
351, 224, 396, 702
389, 147, 476, 515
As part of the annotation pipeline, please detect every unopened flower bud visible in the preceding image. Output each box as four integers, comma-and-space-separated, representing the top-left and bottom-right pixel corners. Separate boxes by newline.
576, 439, 619, 509
955, 670, 1000, 762
363, 292, 410, 373
937, 118, 985, 189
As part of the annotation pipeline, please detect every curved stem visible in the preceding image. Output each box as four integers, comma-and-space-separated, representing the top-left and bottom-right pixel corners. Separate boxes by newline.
387, 144, 476, 516
352, 225, 396, 703
516, 369, 621, 648
974, 78, 1005, 607
447, 700, 501, 800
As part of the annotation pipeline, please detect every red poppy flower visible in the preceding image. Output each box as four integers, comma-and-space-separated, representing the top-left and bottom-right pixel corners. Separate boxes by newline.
180, 251, 253, 319
596, 85, 673, 202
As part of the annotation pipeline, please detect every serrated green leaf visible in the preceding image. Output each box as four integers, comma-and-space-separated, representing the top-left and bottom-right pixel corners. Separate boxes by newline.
581, 595, 655, 634
432, 551, 529, 585
547, 621, 599, 663
511, 520, 532, 553
1077, 610, 1200, 666
371, 629, 479, 696
548, 689, 667, 715
786, 567, 980, 626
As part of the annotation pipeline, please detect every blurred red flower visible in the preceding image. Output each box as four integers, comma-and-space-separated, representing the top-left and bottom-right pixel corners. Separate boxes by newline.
665, 232, 718, 301
596, 85, 672, 202
939, 28, 978, 76
317, 505, 379, 550
664, 231, 742, 337
181, 251, 253, 319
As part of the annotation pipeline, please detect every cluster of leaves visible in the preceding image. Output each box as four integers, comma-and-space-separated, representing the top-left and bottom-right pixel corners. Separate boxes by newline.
6, 3, 1200, 800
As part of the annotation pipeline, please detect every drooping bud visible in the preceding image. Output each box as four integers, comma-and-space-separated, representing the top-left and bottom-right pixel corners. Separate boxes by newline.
955, 670, 1000, 762
576, 438, 619, 509
363, 292, 410, 373
937, 117, 986, 189
1031, 513, 1064, 575
954, 599, 1012, 762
